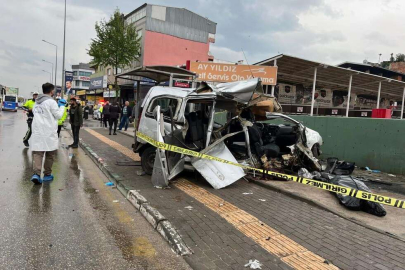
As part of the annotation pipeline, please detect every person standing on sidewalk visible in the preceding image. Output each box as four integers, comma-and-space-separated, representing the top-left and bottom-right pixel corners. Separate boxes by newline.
109, 102, 121, 135
30, 83, 65, 184
118, 101, 132, 131
103, 101, 111, 128
69, 97, 83, 148
22, 92, 38, 147
83, 103, 90, 120
57, 99, 68, 138
98, 104, 103, 123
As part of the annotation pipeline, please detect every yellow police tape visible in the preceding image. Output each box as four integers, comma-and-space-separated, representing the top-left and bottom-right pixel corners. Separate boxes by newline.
137, 132, 405, 209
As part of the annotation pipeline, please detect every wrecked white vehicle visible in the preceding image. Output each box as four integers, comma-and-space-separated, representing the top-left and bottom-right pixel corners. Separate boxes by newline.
133, 78, 323, 189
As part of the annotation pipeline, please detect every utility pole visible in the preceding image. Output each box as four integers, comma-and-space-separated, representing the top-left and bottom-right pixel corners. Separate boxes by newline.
61, 0, 67, 98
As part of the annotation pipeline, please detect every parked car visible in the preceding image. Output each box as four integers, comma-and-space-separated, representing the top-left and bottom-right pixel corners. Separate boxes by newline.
133, 78, 323, 189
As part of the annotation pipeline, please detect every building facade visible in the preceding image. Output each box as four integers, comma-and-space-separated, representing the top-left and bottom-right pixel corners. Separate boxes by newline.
72, 63, 94, 99
125, 4, 216, 68
117, 4, 217, 102
389, 62, 405, 75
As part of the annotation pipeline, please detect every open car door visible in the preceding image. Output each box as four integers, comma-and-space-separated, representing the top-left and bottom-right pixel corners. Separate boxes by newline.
152, 106, 186, 188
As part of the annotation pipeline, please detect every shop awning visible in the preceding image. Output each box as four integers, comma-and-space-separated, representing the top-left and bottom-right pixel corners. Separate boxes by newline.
255, 54, 405, 98
115, 65, 197, 83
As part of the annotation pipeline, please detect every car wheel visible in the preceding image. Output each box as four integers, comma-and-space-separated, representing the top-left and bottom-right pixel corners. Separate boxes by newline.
311, 144, 320, 158
141, 146, 156, 175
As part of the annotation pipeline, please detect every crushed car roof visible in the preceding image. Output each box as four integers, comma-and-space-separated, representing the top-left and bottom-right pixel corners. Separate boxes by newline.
142, 78, 263, 107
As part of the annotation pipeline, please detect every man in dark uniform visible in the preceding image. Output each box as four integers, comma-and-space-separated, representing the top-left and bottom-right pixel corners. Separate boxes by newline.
69, 97, 83, 148
22, 92, 38, 147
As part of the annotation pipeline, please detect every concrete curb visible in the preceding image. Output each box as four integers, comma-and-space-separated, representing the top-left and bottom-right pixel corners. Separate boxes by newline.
252, 179, 405, 243
77, 137, 193, 256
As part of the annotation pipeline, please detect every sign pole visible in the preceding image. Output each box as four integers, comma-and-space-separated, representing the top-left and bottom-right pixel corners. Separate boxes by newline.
401, 87, 405, 120
271, 59, 277, 97
345, 75, 353, 117
376, 81, 382, 109
310, 67, 318, 116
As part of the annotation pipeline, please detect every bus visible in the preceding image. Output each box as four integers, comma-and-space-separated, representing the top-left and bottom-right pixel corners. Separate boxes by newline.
2, 94, 18, 112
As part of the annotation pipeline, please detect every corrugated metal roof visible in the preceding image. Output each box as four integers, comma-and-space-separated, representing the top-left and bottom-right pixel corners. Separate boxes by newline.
256, 54, 405, 98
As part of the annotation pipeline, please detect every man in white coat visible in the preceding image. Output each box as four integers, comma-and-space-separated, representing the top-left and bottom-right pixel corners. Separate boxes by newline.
30, 83, 65, 184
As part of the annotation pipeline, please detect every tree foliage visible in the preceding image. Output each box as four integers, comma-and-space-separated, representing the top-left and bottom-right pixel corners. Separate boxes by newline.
396, 53, 405, 62
88, 8, 141, 87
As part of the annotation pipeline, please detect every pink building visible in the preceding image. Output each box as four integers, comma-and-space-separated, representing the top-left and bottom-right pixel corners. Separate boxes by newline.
124, 3, 216, 69
118, 4, 217, 100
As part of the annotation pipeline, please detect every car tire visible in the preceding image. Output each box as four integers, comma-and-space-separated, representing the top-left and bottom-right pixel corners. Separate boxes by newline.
311, 144, 320, 158
141, 146, 156, 175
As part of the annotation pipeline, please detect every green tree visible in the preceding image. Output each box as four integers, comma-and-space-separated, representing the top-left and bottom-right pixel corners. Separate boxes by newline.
88, 8, 141, 93
395, 53, 405, 62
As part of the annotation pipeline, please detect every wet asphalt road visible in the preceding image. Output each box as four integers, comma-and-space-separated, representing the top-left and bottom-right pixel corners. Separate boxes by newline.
0, 111, 190, 270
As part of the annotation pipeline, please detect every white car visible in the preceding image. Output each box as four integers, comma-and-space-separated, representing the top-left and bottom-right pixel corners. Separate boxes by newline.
134, 78, 323, 189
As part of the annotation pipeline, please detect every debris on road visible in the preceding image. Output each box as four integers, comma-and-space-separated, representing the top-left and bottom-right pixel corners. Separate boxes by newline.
296, 157, 387, 216
329, 175, 386, 216
298, 168, 314, 179
244, 259, 262, 269
365, 166, 381, 173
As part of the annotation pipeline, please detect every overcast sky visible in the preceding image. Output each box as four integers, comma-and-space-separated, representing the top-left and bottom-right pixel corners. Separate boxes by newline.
1, 0, 404, 97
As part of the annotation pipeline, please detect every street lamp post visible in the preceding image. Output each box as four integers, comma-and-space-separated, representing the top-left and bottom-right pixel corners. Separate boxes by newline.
61, 0, 67, 98
42, 60, 54, 84
42, 70, 52, 83
42, 40, 58, 88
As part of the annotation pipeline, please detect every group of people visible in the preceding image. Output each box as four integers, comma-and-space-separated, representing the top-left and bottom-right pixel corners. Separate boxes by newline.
22, 83, 84, 185
98, 101, 133, 135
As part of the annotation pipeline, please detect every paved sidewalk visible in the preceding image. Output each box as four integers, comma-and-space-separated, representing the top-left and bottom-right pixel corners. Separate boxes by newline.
79, 127, 405, 270
255, 178, 405, 239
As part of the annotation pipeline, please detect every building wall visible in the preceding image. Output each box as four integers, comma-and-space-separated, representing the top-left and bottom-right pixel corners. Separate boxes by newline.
72, 68, 94, 90
143, 30, 209, 66
390, 62, 405, 76
145, 5, 216, 44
